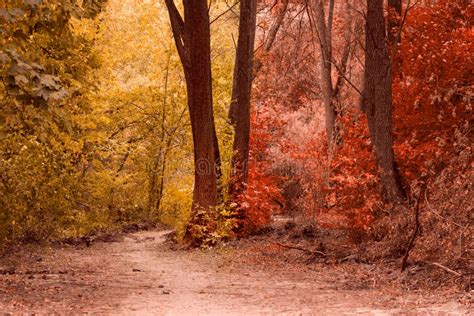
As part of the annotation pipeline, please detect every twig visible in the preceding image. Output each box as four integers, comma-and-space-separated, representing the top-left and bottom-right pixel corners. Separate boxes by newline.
422, 261, 462, 277
271, 241, 326, 257
401, 180, 428, 271
210, 1, 239, 25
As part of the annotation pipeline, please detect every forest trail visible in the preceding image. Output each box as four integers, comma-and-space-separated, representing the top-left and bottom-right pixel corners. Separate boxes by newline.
0, 229, 469, 315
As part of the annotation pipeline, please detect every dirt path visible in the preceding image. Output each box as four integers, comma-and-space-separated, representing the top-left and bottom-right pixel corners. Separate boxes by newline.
0, 229, 470, 315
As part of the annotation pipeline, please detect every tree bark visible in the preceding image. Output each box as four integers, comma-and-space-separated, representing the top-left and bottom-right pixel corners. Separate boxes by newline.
364, 0, 406, 203
229, 0, 257, 199
165, 0, 219, 214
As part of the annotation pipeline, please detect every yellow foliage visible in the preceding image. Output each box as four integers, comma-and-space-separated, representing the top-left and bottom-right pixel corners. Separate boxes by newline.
0, 0, 238, 250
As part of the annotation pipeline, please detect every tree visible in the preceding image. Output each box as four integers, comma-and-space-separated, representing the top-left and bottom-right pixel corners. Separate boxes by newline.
254, 0, 289, 74
363, 0, 406, 203
0, 0, 106, 247
228, 0, 258, 199
263, 0, 289, 52
309, 0, 353, 145
164, 1, 219, 217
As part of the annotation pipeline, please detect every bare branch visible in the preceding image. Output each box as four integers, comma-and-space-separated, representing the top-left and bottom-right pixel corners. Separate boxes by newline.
210, 1, 239, 25
331, 58, 364, 99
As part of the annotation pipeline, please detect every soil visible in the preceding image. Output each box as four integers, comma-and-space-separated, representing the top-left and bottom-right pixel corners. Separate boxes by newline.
0, 227, 471, 315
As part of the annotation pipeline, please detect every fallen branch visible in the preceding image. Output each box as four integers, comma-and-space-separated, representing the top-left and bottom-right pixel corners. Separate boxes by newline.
271, 242, 326, 257
422, 261, 462, 277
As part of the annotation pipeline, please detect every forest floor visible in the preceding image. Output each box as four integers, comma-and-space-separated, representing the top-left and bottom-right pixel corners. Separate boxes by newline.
0, 221, 471, 315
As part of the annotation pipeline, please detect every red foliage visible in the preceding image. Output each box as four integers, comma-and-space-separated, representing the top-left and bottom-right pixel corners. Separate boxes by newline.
393, 0, 474, 181
327, 113, 378, 229
327, 0, 473, 228
238, 108, 284, 235
242, 0, 473, 233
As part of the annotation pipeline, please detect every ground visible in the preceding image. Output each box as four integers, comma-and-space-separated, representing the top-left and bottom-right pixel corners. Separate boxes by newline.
0, 226, 471, 315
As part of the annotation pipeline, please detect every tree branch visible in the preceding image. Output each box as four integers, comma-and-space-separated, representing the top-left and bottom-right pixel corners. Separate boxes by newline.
164, 0, 189, 67
210, 1, 239, 25
331, 58, 364, 99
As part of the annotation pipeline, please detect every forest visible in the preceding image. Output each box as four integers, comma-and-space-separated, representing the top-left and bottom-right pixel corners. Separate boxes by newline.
0, 0, 472, 313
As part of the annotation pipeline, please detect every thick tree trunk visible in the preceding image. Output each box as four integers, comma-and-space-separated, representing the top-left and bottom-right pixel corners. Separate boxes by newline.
229, 0, 257, 199
182, 0, 218, 212
165, 0, 219, 214
364, 0, 406, 203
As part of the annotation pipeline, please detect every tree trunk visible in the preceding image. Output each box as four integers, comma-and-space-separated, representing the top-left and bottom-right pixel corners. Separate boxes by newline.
165, 0, 219, 214
183, 0, 218, 212
387, 0, 402, 48
263, 0, 288, 52
312, 0, 336, 145
364, 0, 406, 203
229, 0, 257, 199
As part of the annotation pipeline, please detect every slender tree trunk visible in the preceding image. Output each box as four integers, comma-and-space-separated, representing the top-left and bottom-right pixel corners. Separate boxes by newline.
364, 0, 406, 203
333, 1, 354, 102
212, 123, 222, 190
387, 0, 402, 48
254, 0, 288, 73
229, 0, 257, 199
264, 0, 288, 51
312, 0, 336, 144
311, 0, 354, 146
388, 0, 403, 75
148, 48, 172, 216
165, 0, 219, 215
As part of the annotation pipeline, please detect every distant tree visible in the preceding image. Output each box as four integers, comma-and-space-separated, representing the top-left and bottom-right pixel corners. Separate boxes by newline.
309, 0, 354, 145
363, 0, 406, 203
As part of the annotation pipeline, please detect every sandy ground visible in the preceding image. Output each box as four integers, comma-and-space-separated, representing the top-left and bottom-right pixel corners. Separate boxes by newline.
0, 229, 471, 315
